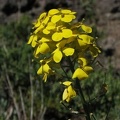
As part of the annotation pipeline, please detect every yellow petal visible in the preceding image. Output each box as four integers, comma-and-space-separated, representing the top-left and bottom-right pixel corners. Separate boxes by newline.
83, 66, 93, 74
36, 43, 50, 54
40, 37, 50, 42
61, 9, 71, 14
34, 24, 44, 34
63, 48, 74, 56
78, 57, 87, 67
62, 29, 72, 38
38, 12, 47, 20
46, 22, 56, 30
48, 9, 59, 16
61, 15, 75, 22
63, 81, 72, 86
37, 66, 43, 75
43, 64, 51, 73
66, 97, 71, 102
33, 20, 40, 28
52, 32, 63, 41
31, 35, 37, 47
53, 49, 62, 63
27, 35, 38, 47
51, 15, 61, 23
62, 88, 68, 101
68, 86, 76, 97
27, 35, 34, 44
77, 39, 88, 49
81, 24, 92, 33
43, 28, 50, 34
72, 68, 88, 80
78, 34, 94, 44
42, 16, 49, 25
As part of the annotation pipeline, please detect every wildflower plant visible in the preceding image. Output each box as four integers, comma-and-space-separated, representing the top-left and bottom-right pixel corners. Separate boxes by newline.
28, 8, 101, 120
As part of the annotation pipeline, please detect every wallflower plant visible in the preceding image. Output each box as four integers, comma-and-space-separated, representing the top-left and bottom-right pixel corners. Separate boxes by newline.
28, 8, 101, 120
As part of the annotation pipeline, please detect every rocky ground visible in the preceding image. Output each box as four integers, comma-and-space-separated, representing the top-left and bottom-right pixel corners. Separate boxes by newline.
95, 0, 120, 71
0, 0, 120, 72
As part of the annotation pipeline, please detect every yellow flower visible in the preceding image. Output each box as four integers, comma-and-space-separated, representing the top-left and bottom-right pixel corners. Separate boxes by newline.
27, 34, 38, 47
33, 15, 50, 34
52, 32, 63, 41
62, 85, 76, 102
52, 29, 73, 42
52, 47, 74, 63
81, 24, 92, 33
52, 49, 62, 63
35, 43, 50, 55
48, 9, 60, 16
78, 34, 94, 47
28, 8, 101, 84
37, 58, 54, 82
72, 68, 88, 80
78, 57, 93, 74
28, 8, 101, 102
51, 15, 61, 23
32, 12, 47, 29
50, 9, 76, 23
62, 81, 76, 102
62, 29, 73, 38
72, 57, 93, 80
83, 66, 93, 74
61, 9, 76, 23
43, 22, 56, 35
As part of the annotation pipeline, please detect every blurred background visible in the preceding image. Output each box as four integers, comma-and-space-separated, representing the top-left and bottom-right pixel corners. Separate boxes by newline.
0, 0, 120, 120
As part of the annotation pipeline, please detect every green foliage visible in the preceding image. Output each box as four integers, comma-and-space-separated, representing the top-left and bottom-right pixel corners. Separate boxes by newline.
82, 68, 120, 119
0, 15, 62, 120
0, 15, 32, 119
0, 15, 32, 88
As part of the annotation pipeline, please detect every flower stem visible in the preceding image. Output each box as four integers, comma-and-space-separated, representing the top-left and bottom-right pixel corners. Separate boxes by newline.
76, 78, 91, 120
67, 57, 91, 120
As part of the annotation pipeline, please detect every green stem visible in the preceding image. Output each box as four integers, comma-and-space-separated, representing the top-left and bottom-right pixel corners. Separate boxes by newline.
67, 57, 91, 120
91, 113, 97, 120
76, 79, 91, 120
60, 62, 70, 79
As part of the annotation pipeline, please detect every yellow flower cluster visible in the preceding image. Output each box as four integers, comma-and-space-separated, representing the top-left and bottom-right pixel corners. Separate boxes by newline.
28, 9, 101, 102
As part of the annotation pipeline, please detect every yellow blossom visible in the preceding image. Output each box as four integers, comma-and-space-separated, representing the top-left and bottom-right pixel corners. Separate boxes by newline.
62, 81, 72, 86
27, 8, 101, 99
52, 47, 74, 63
79, 56, 93, 74
72, 68, 88, 80
52, 29, 73, 42
81, 24, 92, 33
48, 9, 60, 16
50, 9, 76, 23
62, 81, 76, 102
37, 58, 54, 82
78, 34, 94, 44
27, 34, 38, 47
35, 43, 50, 55
52, 32, 63, 41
